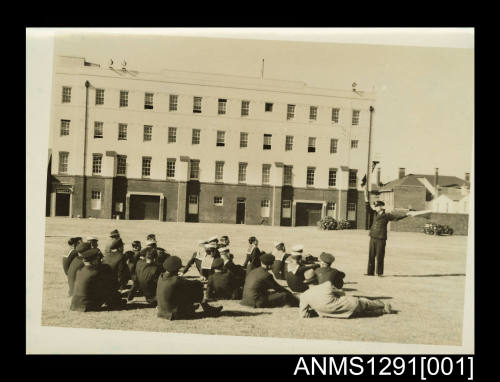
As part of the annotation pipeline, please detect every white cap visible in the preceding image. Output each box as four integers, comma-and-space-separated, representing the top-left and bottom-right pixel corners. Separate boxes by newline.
291, 244, 304, 253
86, 236, 98, 241
273, 241, 284, 247
219, 246, 230, 253
207, 236, 219, 242
205, 242, 217, 249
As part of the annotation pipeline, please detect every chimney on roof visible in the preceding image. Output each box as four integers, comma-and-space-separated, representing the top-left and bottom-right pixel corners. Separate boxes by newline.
434, 168, 439, 188
398, 168, 405, 179
465, 172, 470, 182
377, 168, 381, 185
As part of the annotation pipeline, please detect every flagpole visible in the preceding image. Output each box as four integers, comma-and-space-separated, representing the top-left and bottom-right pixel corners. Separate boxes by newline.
365, 106, 374, 229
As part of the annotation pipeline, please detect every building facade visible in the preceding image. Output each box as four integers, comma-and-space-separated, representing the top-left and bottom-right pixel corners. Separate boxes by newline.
47, 56, 376, 228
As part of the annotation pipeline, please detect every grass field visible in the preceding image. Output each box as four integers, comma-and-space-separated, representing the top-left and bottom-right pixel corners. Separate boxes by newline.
41, 217, 469, 346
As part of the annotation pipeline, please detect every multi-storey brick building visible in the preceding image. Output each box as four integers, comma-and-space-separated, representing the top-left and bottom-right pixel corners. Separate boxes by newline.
47, 56, 376, 228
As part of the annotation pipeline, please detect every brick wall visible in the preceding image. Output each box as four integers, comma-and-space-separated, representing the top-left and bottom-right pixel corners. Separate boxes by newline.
394, 185, 426, 210
390, 213, 470, 235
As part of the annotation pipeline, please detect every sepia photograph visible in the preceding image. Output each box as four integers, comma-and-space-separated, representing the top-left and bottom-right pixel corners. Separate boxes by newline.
26, 28, 474, 354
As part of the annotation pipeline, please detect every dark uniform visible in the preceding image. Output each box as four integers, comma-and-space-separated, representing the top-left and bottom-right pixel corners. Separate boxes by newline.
70, 263, 125, 312
156, 273, 205, 320
366, 203, 407, 276
62, 250, 78, 276
243, 246, 262, 275
102, 251, 130, 289
135, 260, 162, 304
271, 252, 290, 280
315, 267, 345, 289
206, 271, 241, 300
66, 256, 84, 296
241, 267, 298, 308
285, 264, 318, 293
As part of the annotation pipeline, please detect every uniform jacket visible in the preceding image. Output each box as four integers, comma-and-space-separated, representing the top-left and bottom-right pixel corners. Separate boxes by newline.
367, 203, 407, 240
70, 263, 123, 312
67, 256, 84, 296
102, 251, 130, 288
241, 267, 287, 307
314, 267, 346, 289
299, 281, 359, 319
135, 261, 162, 300
271, 251, 290, 280
243, 246, 262, 273
62, 249, 78, 275
206, 271, 239, 300
222, 260, 246, 285
156, 274, 204, 320
285, 263, 317, 293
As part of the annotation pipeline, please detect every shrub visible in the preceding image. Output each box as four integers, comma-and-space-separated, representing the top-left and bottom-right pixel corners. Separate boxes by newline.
423, 222, 454, 236
337, 219, 351, 230
318, 216, 337, 230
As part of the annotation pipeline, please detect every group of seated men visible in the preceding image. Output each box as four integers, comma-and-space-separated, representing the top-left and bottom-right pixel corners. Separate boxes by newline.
62, 230, 394, 320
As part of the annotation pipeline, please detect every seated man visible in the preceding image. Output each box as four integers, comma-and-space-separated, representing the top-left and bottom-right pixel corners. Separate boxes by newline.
218, 235, 230, 249
134, 247, 162, 305
314, 252, 345, 289
285, 245, 319, 293
299, 269, 394, 319
219, 246, 246, 287
271, 241, 290, 280
156, 248, 170, 271
102, 238, 130, 290
127, 247, 148, 301
62, 237, 82, 275
241, 254, 299, 308
104, 229, 121, 255
70, 248, 127, 312
205, 258, 242, 300
66, 242, 90, 297
181, 239, 208, 277
243, 236, 261, 275
156, 256, 223, 320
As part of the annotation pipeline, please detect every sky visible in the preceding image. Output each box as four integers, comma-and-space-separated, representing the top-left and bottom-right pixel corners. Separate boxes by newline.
36, 28, 474, 183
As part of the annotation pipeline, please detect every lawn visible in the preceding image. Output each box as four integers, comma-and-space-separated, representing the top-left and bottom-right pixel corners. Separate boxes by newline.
41, 217, 469, 346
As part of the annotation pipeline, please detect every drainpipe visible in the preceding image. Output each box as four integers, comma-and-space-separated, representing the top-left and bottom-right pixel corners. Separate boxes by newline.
365, 106, 374, 229
82, 80, 90, 218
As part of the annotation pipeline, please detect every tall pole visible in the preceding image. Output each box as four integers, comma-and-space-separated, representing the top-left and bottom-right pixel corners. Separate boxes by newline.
365, 105, 374, 229
82, 80, 90, 218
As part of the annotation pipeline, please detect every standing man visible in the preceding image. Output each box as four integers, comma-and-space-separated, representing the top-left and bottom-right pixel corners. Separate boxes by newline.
314, 252, 345, 289
365, 188, 414, 276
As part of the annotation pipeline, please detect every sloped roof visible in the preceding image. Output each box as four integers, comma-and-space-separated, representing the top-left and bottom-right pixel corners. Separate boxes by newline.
378, 175, 426, 192
379, 173, 469, 192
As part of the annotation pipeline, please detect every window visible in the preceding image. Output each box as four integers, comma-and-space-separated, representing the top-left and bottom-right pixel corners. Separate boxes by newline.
282, 200, 291, 218
166, 158, 176, 178
169, 95, 178, 111
351, 140, 359, 149
263, 134, 272, 150
143, 125, 152, 141
94, 121, 103, 139
265, 102, 273, 112
60, 119, 70, 136
238, 162, 247, 183
92, 154, 102, 175
287, 104, 295, 120
144, 93, 154, 109
327, 202, 336, 217
119, 90, 128, 107
168, 127, 177, 143
190, 160, 200, 180
116, 155, 127, 176
91, 191, 102, 210
261, 200, 270, 218
240, 132, 248, 148
142, 157, 152, 177
349, 169, 357, 188
193, 96, 202, 113
215, 161, 224, 182
218, 99, 227, 115
95, 88, 104, 105
309, 106, 318, 120
62, 87, 71, 103
241, 100, 250, 116
188, 195, 199, 214
306, 167, 315, 186
330, 138, 338, 154
328, 169, 337, 187
285, 135, 293, 151
118, 123, 127, 140
308, 137, 316, 153
331, 108, 339, 123
283, 165, 293, 185
347, 202, 357, 221
214, 196, 223, 206
192, 129, 200, 145
352, 110, 360, 125
262, 164, 271, 185
216, 131, 225, 147
58, 152, 69, 174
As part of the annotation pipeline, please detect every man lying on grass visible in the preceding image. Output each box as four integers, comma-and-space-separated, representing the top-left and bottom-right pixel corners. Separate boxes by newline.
299, 269, 395, 319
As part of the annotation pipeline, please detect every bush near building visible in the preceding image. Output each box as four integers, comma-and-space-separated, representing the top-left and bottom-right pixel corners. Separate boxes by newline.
423, 222, 454, 236
318, 216, 351, 230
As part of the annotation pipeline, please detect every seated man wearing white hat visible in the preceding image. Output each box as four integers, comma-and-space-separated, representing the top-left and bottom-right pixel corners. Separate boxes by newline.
271, 241, 290, 280
86, 236, 104, 260
285, 245, 320, 293
181, 239, 208, 277
200, 244, 219, 280
219, 246, 246, 292
299, 269, 394, 319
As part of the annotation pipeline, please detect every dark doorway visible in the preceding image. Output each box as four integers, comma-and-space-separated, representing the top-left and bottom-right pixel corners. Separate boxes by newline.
55, 193, 70, 216
129, 195, 160, 220
295, 202, 323, 226
236, 198, 246, 224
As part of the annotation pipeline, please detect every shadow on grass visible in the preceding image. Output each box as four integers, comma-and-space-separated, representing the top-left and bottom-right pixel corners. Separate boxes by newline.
343, 288, 357, 292
390, 273, 465, 277
343, 281, 358, 285
122, 302, 156, 310
353, 296, 393, 300
176, 310, 272, 320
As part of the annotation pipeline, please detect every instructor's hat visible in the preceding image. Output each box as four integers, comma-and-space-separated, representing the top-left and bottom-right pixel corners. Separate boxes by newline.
320, 252, 335, 265
260, 253, 275, 266
164, 256, 183, 273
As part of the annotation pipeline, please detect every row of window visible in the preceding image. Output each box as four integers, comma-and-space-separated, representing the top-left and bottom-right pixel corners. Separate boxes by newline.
58, 151, 357, 187
60, 119, 358, 152
61, 86, 360, 124
90, 189, 357, 220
